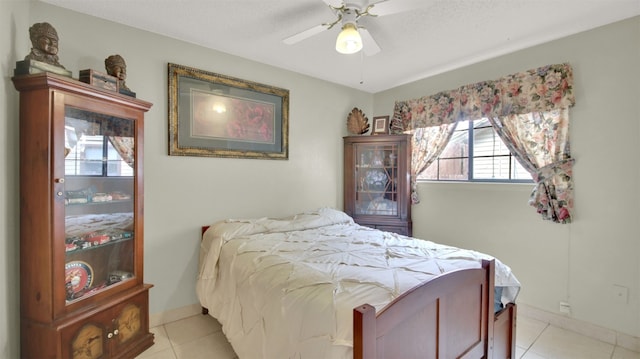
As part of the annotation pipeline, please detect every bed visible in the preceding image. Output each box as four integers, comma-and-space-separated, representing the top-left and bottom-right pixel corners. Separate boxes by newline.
197, 208, 520, 358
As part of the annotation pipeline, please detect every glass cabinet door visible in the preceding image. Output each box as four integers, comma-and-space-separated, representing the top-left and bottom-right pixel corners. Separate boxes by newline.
354, 142, 399, 216
63, 106, 136, 303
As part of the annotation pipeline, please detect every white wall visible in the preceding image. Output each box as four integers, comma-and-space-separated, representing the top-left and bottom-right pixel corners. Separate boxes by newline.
1, 2, 28, 358
32, 0, 375, 312
374, 17, 640, 338
1, 2, 638, 357
0, 2, 371, 357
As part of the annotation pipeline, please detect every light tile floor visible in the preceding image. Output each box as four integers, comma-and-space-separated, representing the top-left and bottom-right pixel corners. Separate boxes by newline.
137, 313, 640, 359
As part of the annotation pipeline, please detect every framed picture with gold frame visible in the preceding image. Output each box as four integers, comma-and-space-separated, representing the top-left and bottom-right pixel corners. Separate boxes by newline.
371, 115, 390, 135
168, 63, 289, 159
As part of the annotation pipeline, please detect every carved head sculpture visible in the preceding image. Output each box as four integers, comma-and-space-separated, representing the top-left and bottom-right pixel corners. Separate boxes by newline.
105, 54, 130, 91
25, 22, 64, 68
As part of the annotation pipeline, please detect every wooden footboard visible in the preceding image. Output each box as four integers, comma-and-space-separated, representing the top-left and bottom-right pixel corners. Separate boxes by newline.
353, 260, 516, 359
493, 303, 517, 359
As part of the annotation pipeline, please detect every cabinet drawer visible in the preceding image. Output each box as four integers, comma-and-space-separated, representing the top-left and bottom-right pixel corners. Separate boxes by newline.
61, 288, 152, 359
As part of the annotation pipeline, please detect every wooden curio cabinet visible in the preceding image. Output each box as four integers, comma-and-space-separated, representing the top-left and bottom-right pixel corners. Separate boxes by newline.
344, 134, 412, 236
13, 72, 154, 359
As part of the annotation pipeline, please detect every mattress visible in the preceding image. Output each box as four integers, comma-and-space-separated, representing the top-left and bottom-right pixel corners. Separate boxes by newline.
196, 208, 520, 359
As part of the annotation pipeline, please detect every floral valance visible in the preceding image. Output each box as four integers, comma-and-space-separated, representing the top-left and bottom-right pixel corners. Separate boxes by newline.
391, 63, 575, 131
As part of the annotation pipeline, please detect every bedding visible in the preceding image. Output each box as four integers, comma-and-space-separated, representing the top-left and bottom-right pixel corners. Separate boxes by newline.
196, 208, 520, 359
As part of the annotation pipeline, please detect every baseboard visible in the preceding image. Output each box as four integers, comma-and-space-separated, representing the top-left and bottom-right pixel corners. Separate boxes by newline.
150, 302, 639, 352
149, 303, 202, 328
518, 303, 639, 352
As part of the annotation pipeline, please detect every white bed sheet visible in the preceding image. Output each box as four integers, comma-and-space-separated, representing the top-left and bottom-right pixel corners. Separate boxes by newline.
196, 208, 520, 359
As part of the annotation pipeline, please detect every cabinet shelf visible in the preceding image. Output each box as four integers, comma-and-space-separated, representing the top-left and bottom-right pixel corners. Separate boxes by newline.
65, 236, 134, 254
66, 199, 132, 206
65, 278, 135, 304
356, 165, 396, 169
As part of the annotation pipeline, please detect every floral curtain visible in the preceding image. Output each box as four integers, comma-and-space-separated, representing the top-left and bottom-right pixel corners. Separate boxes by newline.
102, 116, 135, 168
391, 63, 575, 223
407, 124, 457, 204
392, 91, 463, 203
489, 110, 573, 223
108, 137, 135, 168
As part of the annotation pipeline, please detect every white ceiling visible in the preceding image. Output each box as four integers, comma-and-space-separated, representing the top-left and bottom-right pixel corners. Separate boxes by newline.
40, 0, 640, 93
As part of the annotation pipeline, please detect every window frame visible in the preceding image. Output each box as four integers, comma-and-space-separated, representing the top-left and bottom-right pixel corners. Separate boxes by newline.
418, 119, 533, 184
65, 134, 133, 177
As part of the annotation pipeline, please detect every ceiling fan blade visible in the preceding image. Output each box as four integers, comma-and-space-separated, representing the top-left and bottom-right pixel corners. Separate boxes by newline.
367, 0, 427, 17
360, 28, 381, 56
283, 24, 330, 45
322, 0, 344, 8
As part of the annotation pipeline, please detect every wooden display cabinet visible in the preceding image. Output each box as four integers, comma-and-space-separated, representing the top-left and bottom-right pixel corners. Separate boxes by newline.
344, 134, 412, 236
13, 72, 154, 358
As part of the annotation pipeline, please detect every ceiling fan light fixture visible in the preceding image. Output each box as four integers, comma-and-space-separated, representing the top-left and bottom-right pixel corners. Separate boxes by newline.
335, 22, 362, 54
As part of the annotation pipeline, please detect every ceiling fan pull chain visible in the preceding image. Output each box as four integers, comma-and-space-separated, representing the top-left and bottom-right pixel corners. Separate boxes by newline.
360, 50, 365, 85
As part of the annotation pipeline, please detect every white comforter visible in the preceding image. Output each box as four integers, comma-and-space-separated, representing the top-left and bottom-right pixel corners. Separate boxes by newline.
196, 208, 520, 359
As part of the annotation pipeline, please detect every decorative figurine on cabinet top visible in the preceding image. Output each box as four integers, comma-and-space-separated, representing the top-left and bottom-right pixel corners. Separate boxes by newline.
78, 69, 119, 92
25, 22, 64, 67
14, 22, 71, 77
346, 107, 370, 135
105, 54, 136, 97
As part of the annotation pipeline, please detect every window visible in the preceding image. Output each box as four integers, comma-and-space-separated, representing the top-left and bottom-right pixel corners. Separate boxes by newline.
419, 118, 532, 182
65, 133, 133, 177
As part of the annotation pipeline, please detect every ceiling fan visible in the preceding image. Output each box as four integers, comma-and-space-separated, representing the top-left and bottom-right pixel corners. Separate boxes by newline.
283, 0, 426, 56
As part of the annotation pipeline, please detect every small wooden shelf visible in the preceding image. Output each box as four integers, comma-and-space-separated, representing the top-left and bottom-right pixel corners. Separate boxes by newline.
65, 236, 134, 254
66, 199, 132, 206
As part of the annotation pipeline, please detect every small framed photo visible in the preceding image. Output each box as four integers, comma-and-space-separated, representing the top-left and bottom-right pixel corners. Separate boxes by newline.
371, 115, 390, 135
